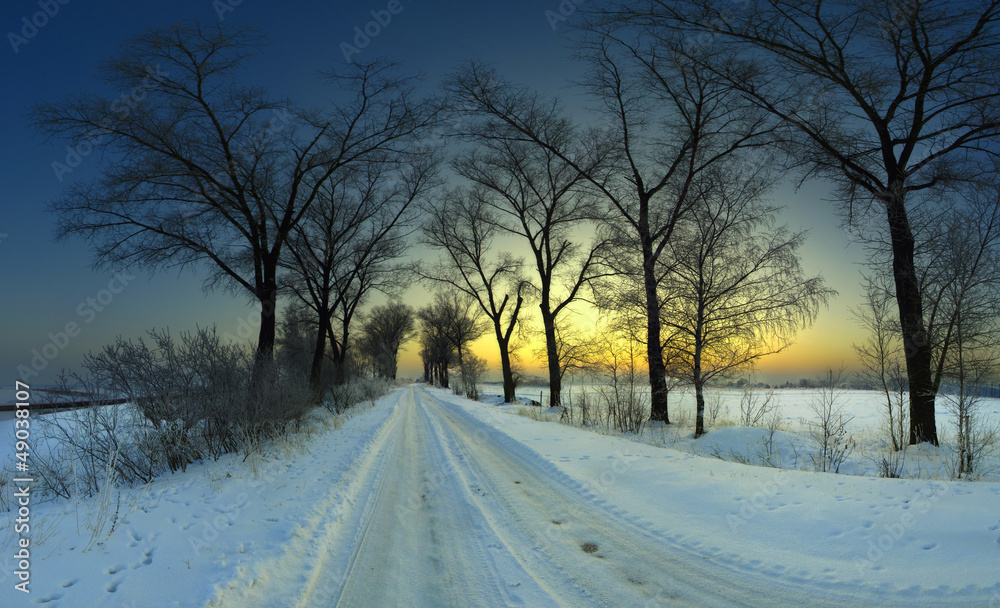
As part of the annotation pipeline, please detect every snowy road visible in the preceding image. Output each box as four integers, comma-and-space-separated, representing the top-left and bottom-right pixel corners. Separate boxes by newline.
211, 385, 986, 608
5, 385, 997, 608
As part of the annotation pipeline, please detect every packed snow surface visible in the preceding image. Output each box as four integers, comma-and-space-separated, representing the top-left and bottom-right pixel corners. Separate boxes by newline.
1, 385, 999, 607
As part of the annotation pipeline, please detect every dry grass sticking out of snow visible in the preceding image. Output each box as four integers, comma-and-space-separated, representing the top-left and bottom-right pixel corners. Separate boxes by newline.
484, 383, 1000, 483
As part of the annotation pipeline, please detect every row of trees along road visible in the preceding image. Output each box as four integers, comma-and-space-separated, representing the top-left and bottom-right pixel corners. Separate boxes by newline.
589, 0, 1000, 445
37, 23, 442, 400
40, 2, 1000, 445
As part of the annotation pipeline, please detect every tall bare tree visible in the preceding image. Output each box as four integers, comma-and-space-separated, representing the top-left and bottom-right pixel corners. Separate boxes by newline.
37, 23, 441, 363
421, 187, 528, 402
445, 77, 614, 407
658, 166, 834, 437
448, 40, 774, 420
599, 0, 1000, 444
282, 154, 436, 390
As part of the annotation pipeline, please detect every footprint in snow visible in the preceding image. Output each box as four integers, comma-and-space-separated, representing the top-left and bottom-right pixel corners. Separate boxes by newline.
132, 549, 154, 568
60, 578, 79, 588
106, 577, 124, 593
105, 564, 127, 575
32, 592, 63, 603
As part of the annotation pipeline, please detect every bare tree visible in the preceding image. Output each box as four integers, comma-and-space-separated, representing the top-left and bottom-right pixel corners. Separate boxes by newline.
448, 36, 774, 421
853, 274, 909, 452
659, 165, 834, 437
356, 301, 416, 380
923, 187, 1000, 393
421, 187, 528, 402
588, 314, 651, 434
446, 72, 616, 408
282, 153, 437, 392
809, 368, 855, 473
602, 0, 1000, 444
37, 23, 441, 363
417, 311, 454, 388
418, 292, 488, 393
943, 319, 1000, 479
852, 176, 1000, 457
933, 187, 1000, 477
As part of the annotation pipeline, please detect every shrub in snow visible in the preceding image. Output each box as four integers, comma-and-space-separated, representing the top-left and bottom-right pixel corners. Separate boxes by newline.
460, 354, 488, 401
739, 385, 779, 428
326, 377, 389, 413
31, 327, 316, 500
808, 371, 855, 473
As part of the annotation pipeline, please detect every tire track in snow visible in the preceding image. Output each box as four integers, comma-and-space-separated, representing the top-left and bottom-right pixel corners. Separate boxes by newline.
207, 392, 404, 608
321, 387, 511, 607
212, 386, 989, 607
421, 387, 985, 608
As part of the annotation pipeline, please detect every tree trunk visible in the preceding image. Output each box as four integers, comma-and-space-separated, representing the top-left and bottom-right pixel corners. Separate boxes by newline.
325, 325, 347, 386
541, 308, 561, 408
694, 335, 705, 437
309, 310, 330, 400
641, 235, 670, 423
456, 346, 466, 394
694, 378, 706, 438
498, 336, 516, 403
331, 353, 348, 386
250, 275, 279, 405
885, 191, 938, 446
492, 315, 517, 403
256, 276, 278, 363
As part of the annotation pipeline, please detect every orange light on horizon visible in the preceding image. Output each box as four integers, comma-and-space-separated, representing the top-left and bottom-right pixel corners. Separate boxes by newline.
396, 299, 865, 385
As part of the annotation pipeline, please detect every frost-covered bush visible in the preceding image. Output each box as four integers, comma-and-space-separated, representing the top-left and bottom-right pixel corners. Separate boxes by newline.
326, 376, 390, 413
32, 327, 314, 500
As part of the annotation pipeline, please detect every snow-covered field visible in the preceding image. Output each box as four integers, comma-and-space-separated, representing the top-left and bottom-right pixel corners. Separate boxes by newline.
0, 385, 998, 606
499, 384, 1000, 482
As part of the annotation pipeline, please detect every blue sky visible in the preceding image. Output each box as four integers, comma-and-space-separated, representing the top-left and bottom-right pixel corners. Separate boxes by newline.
1, 0, 867, 386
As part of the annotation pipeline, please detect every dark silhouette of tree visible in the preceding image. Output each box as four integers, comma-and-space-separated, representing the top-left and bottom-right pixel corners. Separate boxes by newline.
356, 301, 417, 380
282, 153, 437, 391
446, 69, 615, 407
417, 313, 454, 388
598, 0, 1000, 444
447, 44, 773, 420
658, 166, 834, 437
421, 187, 528, 402
37, 22, 440, 364
417, 293, 487, 389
